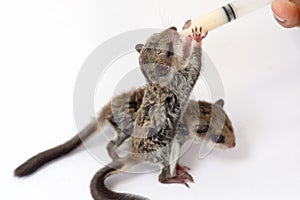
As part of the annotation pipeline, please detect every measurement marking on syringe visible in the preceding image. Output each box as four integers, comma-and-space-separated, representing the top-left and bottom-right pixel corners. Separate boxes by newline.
222, 4, 236, 22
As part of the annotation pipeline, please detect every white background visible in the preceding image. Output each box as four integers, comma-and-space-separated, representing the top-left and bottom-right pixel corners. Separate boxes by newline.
1, 0, 300, 199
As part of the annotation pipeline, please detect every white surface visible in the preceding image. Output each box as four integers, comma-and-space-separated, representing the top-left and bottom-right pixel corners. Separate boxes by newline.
1, 0, 300, 200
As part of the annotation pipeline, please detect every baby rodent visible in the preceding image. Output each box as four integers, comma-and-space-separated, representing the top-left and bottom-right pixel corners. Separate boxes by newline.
14, 86, 235, 177
14, 26, 235, 200
90, 26, 207, 200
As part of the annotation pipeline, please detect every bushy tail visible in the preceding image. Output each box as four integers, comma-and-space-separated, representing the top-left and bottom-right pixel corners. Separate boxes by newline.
14, 120, 102, 177
90, 157, 149, 200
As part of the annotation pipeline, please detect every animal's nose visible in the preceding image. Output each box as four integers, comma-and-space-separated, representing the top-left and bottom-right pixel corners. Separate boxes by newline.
228, 141, 236, 148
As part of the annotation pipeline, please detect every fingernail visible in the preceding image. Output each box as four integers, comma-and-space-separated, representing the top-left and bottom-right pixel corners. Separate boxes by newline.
273, 13, 286, 23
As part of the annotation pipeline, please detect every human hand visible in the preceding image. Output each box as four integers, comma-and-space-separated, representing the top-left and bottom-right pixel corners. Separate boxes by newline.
272, 0, 300, 28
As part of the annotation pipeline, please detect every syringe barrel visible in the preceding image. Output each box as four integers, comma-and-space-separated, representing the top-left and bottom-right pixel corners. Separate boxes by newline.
180, 0, 272, 36
231, 0, 272, 18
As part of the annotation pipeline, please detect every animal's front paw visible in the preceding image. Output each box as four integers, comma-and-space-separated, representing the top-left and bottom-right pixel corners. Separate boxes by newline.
192, 26, 208, 44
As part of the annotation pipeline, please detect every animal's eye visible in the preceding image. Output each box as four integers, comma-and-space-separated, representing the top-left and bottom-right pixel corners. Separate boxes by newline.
212, 135, 225, 143
217, 135, 225, 143
167, 51, 174, 57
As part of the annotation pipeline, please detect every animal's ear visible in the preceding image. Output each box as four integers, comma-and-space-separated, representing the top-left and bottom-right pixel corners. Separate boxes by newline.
168, 26, 177, 31
135, 44, 144, 53
197, 125, 209, 135
215, 99, 224, 107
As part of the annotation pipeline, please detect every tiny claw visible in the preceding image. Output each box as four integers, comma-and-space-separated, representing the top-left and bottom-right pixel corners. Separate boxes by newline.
184, 182, 190, 188
199, 26, 202, 32
203, 31, 208, 38
187, 174, 194, 182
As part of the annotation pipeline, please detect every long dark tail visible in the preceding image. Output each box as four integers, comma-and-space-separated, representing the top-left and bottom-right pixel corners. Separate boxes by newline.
90, 157, 149, 200
14, 119, 103, 177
